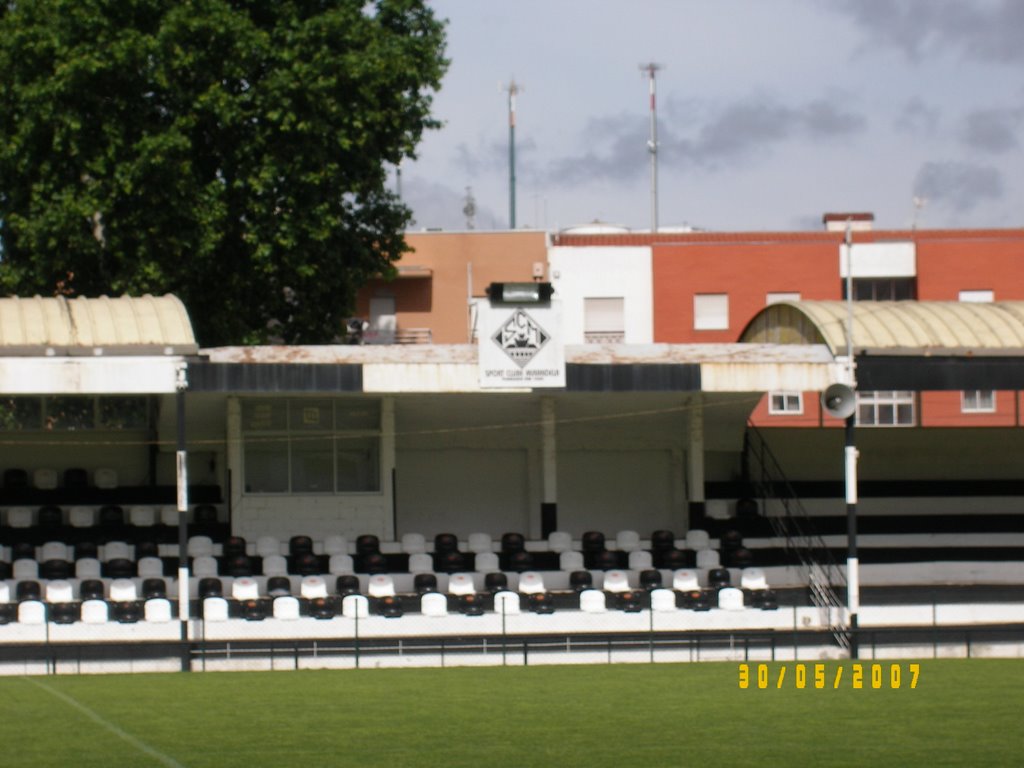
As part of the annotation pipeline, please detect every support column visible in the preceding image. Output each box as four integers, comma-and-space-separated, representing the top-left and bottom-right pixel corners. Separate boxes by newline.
540, 397, 557, 537
174, 363, 191, 672
845, 414, 860, 659
686, 396, 706, 529
382, 397, 396, 540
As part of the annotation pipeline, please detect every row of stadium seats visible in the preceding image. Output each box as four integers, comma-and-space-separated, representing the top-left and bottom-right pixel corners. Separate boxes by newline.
0, 503, 225, 544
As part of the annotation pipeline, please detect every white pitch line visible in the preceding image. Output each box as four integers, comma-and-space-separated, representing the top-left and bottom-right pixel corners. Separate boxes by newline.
25, 677, 186, 768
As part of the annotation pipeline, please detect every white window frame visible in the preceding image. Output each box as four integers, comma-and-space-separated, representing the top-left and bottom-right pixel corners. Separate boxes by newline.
959, 290, 994, 303
768, 391, 803, 415
766, 292, 800, 305
583, 297, 625, 344
856, 390, 915, 427
962, 390, 996, 413
694, 293, 729, 331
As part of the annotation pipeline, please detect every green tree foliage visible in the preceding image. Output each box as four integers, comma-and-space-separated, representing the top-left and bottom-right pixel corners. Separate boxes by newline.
0, 0, 447, 344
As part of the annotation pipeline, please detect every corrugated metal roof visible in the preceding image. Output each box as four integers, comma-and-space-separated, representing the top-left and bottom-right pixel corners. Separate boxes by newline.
0, 295, 197, 355
741, 301, 1024, 356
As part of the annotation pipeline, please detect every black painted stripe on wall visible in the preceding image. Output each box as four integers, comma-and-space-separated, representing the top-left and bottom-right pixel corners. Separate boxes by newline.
707, 478, 1024, 499
566, 363, 701, 392
188, 362, 363, 393
857, 356, 1024, 391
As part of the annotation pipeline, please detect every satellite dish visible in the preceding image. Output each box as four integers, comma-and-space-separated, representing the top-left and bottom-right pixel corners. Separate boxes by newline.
821, 383, 856, 419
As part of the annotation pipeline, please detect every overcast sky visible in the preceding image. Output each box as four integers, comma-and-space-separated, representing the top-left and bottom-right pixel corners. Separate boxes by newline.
400, 0, 1024, 233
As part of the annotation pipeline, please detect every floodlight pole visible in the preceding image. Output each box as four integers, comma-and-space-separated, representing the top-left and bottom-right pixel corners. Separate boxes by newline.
175, 364, 191, 672
843, 221, 860, 659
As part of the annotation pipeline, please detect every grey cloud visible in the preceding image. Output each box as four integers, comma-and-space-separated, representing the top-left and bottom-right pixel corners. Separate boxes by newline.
544, 96, 867, 186
960, 108, 1023, 153
912, 161, 1004, 212
830, 0, 1024, 64
453, 136, 538, 178
894, 98, 942, 135
403, 177, 501, 231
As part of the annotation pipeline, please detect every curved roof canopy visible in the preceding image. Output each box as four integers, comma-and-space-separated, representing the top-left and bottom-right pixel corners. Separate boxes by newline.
740, 301, 1024, 357
0, 295, 197, 356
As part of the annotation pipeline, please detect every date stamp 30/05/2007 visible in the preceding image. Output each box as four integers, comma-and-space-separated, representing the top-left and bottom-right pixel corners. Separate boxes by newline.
738, 663, 920, 690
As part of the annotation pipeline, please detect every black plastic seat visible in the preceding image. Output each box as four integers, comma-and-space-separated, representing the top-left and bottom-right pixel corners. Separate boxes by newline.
16, 580, 42, 602
592, 550, 619, 571
413, 573, 438, 594
198, 577, 223, 599
79, 579, 105, 601
293, 552, 321, 576
657, 547, 694, 570
267, 576, 292, 597
75, 541, 99, 560
639, 569, 663, 590
433, 550, 466, 574
50, 602, 80, 624
64, 468, 88, 491
223, 536, 247, 558
112, 601, 143, 624
225, 555, 254, 578
581, 531, 606, 553
727, 547, 754, 568
335, 575, 361, 596
99, 505, 125, 528
135, 541, 159, 559
721, 529, 743, 551
569, 570, 593, 592
105, 558, 135, 579
526, 592, 555, 614
500, 532, 525, 554
193, 504, 219, 526
12, 542, 35, 561
306, 597, 335, 620
708, 568, 731, 589
0, 561, 11, 580
289, 535, 314, 557
650, 529, 676, 552
355, 534, 380, 557
360, 552, 388, 574
40, 559, 72, 580
142, 578, 167, 600
504, 550, 533, 573
374, 595, 403, 618
240, 599, 268, 621
484, 572, 508, 593
38, 505, 63, 530
433, 533, 459, 554
4, 468, 28, 489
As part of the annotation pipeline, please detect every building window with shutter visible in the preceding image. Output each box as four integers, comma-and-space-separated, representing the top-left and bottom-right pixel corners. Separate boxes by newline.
583, 297, 625, 343
694, 294, 729, 330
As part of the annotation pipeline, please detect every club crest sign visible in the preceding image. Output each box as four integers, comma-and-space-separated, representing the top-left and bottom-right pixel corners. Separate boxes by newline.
479, 302, 565, 388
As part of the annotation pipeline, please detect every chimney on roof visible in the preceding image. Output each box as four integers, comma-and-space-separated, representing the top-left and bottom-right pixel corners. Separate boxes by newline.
823, 212, 874, 232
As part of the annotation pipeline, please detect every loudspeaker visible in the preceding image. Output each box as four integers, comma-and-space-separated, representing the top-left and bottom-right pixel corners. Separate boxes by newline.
821, 383, 856, 419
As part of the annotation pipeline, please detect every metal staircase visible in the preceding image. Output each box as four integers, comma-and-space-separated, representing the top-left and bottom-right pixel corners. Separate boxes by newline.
743, 423, 850, 650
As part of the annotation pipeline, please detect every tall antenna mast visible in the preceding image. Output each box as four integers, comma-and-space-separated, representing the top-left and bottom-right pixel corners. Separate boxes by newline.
640, 63, 662, 233
502, 79, 521, 230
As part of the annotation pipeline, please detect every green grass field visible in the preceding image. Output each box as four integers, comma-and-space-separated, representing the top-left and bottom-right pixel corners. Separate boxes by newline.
0, 659, 1020, 767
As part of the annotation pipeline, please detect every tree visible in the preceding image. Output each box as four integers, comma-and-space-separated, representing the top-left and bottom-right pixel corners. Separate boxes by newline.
0, 0, 447, 345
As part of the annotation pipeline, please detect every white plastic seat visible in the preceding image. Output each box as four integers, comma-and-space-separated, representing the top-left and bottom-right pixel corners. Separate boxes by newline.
672, 569, 700, 591
103, 541, 132, 562
0, 582, 9, 603
232, 577, 260, 601
273, 596, 301, 620
740, 567, 769, 590
68, 506, 94, 528
301, 575, 329, 599
203, 597, 229, 622
45, 580, 74, 603
579, 589, 607, 613
547, 531, 573, 553
76, 558, 102, 579
696, 549, 721, 569
420, 592, 448, 617
255, 536, 282, 557
615, 530, 641, 552
367, 574, 396, 598
602, 570, 630, 593
400, 532, 426, 554
686, 529, 710, 550
261, 554, 288, 576
18, 600, 46, 624
323, 535, 349, 556
559, 551, 585, 571
137, 557, 165, 579
192, 556, 219, 578
145, 599, 172, 623
467, 532, 493, 554
109, 578, 138, 602
160, 506, 180, 527
447, 573, 476, 596
650, 588, 677, 612
493, 590, 521, 615
342, 593, 370, 619
13, 559, 38, 580
7, 508, 33, 528
41, 541, 69, 562
94, 468, 118, 489
517, 571, 545, 595
408, 553, 434, 574
129, 506, 156, 527
33, 468, 58, 490
81, 599, 110, 624
474, 552, 500, 572
628, 550, 653, 570
328, 554, 355, 574
718, 587, 745, 611
187, 536, 214, 558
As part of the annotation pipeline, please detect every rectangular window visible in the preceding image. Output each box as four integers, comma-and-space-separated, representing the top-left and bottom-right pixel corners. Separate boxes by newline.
766, 292, 800, 305
694, 293, 729, 330
843, 278, 916, 301
0, 396, 149, 431
768, 392, 803, 415
583, 297, 625, 343
243, 398, 381, 494
959, 290, 994, 303
962, 390, 996, 413
856, 391, 915, 426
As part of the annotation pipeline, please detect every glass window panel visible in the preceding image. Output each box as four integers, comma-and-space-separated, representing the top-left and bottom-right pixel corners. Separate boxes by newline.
291, 437, 334, 492
0, 397, 41, 430
336, 435, 380, 492
335, 400, 381, 431
99, 397, 148, 429
44, 396, 94, 430
289, 400, 331, 431
242, 401, 287, 431
244, 439, 289, 492
896, 403, 914, 424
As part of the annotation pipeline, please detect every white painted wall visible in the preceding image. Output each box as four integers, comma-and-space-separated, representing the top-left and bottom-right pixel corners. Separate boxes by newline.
548, 246, 653, 344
